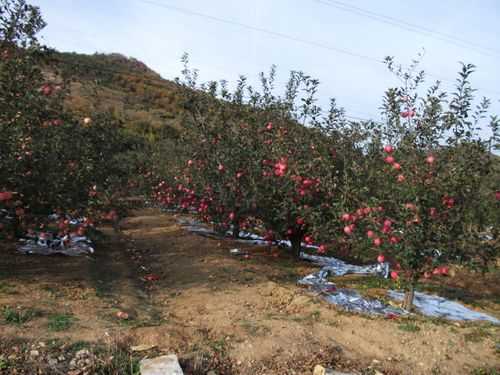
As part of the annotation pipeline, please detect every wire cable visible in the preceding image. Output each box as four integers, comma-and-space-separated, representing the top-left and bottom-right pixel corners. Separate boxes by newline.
313, 0, 500, 58
131, 0, 500, 97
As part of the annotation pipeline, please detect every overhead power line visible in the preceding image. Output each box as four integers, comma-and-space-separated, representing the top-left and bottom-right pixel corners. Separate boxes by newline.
313, 0, 500, 59
131, 0, 500, 97
136, 0, 383, 64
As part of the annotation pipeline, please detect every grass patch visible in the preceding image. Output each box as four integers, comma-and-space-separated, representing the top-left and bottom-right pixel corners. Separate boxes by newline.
263, 312, 281, 320
398, 321, 421, 332
464, 327, 492, 343
48, 313, 75, 331
94, 282, 110, 299
471, 368, 500, 375
423, 316, 457, 327
240, 320, 271, 336
2, 306, 41, 325
0, 282, 16, 295
46, 338, 64, 350
0, 337, 141, 375
41, 285, 68, 299
100, 309, 166, 329
265, 310, 324, 325
206, 337, 230, 358
419, 284, 486, 309
270, 272, 299, 283
67, 340, 92, 352
291, 310, 321, 323
0, 358, 9, 370
69, 339, 142, 374
66, 340, 141, 375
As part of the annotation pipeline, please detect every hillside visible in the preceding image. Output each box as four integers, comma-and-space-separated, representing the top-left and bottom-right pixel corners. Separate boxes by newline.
43, 50, 500, 179
45, 51, 186, 141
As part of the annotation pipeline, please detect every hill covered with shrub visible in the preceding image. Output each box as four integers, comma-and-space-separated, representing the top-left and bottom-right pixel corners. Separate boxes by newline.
44, 51, 187, 141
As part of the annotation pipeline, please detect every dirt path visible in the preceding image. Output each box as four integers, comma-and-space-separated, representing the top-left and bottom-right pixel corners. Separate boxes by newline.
0, 208, 499, 374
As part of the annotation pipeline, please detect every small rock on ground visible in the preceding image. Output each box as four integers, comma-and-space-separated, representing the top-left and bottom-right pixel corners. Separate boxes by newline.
140, 354, 183, 375
313, 364, 356, 375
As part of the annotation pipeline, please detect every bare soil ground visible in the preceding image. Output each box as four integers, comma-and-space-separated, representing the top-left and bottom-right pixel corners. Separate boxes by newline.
0, 208, 498, 374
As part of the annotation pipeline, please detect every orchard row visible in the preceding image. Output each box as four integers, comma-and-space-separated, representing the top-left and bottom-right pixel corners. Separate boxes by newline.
152, 58, 499, 309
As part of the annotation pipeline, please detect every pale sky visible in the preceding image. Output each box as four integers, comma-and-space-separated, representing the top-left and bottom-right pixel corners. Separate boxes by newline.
31, 0, 500, 133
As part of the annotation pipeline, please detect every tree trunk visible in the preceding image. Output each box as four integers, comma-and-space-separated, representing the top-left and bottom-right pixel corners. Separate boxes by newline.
402, 279, 416, 311
112, 217, 120, 233
291, 236, 302, 258
232, 222, 240, 239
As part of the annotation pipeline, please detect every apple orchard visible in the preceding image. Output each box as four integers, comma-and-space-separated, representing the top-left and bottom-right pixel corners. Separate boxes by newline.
1, 1, 499, 310
153, 59, 500, 309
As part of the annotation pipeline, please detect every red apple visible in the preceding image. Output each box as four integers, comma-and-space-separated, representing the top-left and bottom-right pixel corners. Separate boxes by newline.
296, 217, 305, 226
366, 230, 375, 239
144, 274, 160, 281
343, 224, 354, 235
439, 266, 449, 276
390, 271, 399, 280
429, 207, 437, 218
274, 168, 285, 177
383, 145, 394, 154
426, 155, 435, 165
389, 236, 400, 244
384, 155, 395, 164
0, 191, 13, 201
318, 244, 327, 254
442, 196, 455, 208
396, 174, 406, 183
341, 213, 351, 222
41, 84, 52, 96
274, 159, 287, 176
116, 311, 129, 320
404, 203, 416, 211
495, 191, 500, 201
302, 179, 314, 188
377, 253, 385, 263
392, 162, 401, 170
373, 238, 383, 247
